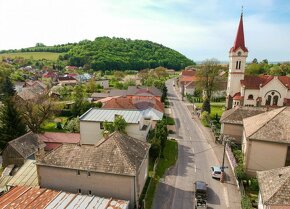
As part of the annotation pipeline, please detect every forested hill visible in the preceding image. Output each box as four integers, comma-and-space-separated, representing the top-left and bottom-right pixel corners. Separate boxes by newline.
0, 37, 195, 70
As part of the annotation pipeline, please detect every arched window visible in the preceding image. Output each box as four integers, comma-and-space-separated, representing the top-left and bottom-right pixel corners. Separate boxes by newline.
273, 95, 279, 105
266, 95, 272, 105
248, 94, 254, 100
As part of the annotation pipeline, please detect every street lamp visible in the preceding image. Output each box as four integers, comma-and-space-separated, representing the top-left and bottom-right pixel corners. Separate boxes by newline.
220, 136, 231, 183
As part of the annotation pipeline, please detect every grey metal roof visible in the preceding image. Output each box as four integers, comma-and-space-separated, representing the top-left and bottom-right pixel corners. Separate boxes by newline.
80, 108, 163, 123
7, 160, 39, 188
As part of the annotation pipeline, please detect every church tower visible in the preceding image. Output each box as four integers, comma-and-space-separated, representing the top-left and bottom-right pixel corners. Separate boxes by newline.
226, 12, 248, 109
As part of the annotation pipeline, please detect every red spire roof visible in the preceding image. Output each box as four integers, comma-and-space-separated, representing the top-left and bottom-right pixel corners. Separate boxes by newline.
230, 14, 248, 52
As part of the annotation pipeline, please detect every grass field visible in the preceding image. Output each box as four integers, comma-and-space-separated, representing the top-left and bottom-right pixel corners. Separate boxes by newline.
41, 116, 69, 132
0, 52, 62, 61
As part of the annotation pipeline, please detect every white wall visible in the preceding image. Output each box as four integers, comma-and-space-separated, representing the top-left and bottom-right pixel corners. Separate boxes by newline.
80, 121, 149, 144
96, 80, 109, 89
243, 89, 259, 106
80, 121, 102, 145
38, 166, 135, 208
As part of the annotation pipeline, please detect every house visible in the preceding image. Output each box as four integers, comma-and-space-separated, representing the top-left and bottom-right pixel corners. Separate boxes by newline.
101, 96, 164, 113
257, 166, 290, 209
242, 107, 290, 176
0, 186, 129, 208
2, 132, 46, 168
76, 73, 92, 83
38, 132, 80, 151
178, 69, 197, 95
17, 80, 48, 100
91, 92, 110, 102
58, 76, 78, 86
42, 71, 58, 80
36, 132, 150, 209
226, 13, 290, 109
79, 108, 163, 143
95, 79, 109, 89
109, 89, 127, 97
220, 106, 269, 143
127, 86, 162, 101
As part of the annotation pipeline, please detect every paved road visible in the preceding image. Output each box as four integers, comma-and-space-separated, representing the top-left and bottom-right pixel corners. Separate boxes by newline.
152, 79, 241, 209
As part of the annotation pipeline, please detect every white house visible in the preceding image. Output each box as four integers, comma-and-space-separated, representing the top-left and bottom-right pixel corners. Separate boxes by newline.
95, 79, 109, 89
79, 108, 163, 144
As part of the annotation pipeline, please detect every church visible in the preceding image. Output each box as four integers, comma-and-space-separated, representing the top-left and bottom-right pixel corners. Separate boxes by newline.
226, 13, 290, 109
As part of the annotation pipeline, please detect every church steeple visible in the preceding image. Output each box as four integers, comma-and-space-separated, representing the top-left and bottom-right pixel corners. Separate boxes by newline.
230, 12, 248, 52
226, 11, 249, 109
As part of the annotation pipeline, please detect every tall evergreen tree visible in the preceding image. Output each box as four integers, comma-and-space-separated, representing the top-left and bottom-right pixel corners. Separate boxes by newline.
0, 76, 16, 98
0, 98, 27, 149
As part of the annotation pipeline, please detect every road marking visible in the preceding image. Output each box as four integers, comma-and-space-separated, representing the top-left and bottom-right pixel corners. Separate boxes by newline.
223, 185, 230, 208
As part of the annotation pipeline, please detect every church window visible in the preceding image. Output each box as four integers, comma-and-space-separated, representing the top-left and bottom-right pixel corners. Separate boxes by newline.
266, 95, 272, 105
238, 51, 242, 56
273, 95, 279, 105
236, 61, 241, 69
248, 94, 253, 100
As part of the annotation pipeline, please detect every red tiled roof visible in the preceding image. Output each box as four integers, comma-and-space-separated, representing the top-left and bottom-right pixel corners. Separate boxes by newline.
181, 69, 196, 77
230, 14, 248, 52
102, 96, 164, 112
233, 92, 242, 100
241, 75, 290, 89
38, 132, 80, 144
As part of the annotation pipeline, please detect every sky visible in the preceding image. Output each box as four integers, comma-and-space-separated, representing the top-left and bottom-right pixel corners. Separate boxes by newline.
0, 0, 290, 62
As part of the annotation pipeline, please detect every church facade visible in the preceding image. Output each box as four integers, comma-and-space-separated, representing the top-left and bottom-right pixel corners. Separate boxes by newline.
226, 14, 290, 109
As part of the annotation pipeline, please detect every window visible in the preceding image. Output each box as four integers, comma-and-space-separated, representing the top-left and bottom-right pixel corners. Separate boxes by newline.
88, 190, 92, 195
78, 189, 82, 194
248, 95, 254, 100
273, 95, 279, 105
236, 61, 241, 69
100, 122, 104, 129
87, 171, 91, 176
77, 170, 80, 175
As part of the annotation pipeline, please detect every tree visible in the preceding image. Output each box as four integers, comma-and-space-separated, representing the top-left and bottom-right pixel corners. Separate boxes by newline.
71, 85, 86, 117
113, 115, 127, 133
16, 94, 54, 133
65, 117, 80, 133
196, 59, 222, 113
0, 98, 27, 148
0, 76, 16, 98
252, 58, 258, 64
155, 119, 168, 157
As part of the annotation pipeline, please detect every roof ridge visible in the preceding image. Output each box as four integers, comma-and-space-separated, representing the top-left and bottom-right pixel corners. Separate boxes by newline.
248, 107, 286, 138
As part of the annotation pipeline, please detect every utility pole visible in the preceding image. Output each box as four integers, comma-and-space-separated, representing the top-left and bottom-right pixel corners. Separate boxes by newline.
220, 136, 230, 183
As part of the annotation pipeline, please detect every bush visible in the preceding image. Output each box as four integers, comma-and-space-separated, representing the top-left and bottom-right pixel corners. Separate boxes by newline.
235, 164, 247, 181
233, 149, 243, 164
241, 195, 252, 209
164, 116, 175, 125
149, 143, 161, 160
248, 177, 259, 191
56, 122, 62, 130
200, 111, 210, 127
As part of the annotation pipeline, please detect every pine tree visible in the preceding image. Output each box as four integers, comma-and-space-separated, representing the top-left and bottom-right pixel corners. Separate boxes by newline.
0, 98, 27, 149
0, 76, 16, 98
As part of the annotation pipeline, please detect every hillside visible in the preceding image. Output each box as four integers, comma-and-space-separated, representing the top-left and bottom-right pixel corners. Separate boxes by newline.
1, 37, 195, 70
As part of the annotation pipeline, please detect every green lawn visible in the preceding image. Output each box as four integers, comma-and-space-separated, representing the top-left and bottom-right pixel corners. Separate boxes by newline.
144, 139, 178, 209
163, 115, 175, 125
41, 117, 69, 132
0, 52, 62, 61
195, 102, 226, 118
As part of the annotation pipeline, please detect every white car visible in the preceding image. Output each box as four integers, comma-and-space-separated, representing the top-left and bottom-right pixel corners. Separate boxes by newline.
211, 166, 222, 179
